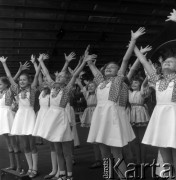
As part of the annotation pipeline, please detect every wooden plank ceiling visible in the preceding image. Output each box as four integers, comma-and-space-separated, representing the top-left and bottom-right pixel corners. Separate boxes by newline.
0, 0, 176, 75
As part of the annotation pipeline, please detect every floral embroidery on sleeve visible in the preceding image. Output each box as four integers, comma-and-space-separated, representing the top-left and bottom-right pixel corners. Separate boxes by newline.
93, 72, 104, 86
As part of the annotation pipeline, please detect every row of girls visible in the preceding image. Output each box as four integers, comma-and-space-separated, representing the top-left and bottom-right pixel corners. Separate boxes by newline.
1, 9, 176, 180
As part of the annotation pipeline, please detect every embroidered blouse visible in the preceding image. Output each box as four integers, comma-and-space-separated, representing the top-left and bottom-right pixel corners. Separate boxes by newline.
10, 84, 37, 107
93, 71, 129, 107
1, 88, 14, 106
59, 83, 73, 108
149, 71, 176, 102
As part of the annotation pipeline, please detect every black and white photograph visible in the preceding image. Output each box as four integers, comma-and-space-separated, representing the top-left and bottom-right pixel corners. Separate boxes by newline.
0, 0, 176, 179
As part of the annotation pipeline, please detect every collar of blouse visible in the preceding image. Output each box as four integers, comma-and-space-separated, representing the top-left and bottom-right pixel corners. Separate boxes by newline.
158, 73, 176, 91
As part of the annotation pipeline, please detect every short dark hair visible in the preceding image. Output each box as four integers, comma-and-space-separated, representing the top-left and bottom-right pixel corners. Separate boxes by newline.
0, 77, 10, 88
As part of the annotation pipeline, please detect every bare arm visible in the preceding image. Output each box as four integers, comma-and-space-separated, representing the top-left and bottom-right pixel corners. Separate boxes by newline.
31, 64, 41, 88
134, 46, 154, 76
0, 57, 16, 85
119, 27, 146, 75
61, 52, 76, 72
69, 54, 97, 86
127, 45, 152, 81
73, 55, 83, 73
127, 58, 140, 81
87, 61, 101, 77
13, 61, 30, 81
38, 54, 53, 83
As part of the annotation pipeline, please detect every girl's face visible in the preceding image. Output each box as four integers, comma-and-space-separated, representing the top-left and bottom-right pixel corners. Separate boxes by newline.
104, 63, 119, 77
162, 57, 176, 72
52, 83, 60, 91
131, 80, 141, 91
88, 83, 96, 93
19, 75, 29, 88
0, 80, 8, 92
55, 72, 67, 84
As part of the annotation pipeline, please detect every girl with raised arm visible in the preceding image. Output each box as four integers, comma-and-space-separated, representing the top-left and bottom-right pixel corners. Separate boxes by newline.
127, 46, 152, 164
0, 57, 29, 174
0, 56, 41, 178
133, 10, 176, 176
37, 48, 96, 180
86, 27, 145, 179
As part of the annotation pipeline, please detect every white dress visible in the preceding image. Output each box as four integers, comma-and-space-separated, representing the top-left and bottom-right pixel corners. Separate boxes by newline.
87, 82, 135, 147
11, 92, 36, 135
0, 93, 14, 135
32, 91, 50, 137
36, 89, 72, 142
142, 80, 176, 148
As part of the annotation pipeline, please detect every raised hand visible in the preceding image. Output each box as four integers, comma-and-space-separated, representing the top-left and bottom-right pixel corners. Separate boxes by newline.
131, 27, 146, 40
158, 56, 163, 64
42, 54, 49, 60
30, 54, 36, 64
140, 45, 152, 54
19, 61, 30, 71
0, 56, 8, 63
83, 54, 97, 63
84, 45, 90, 56
54, 71, 59, 77
78, 71, 85, 79
84, 80, 89, 85
64, 52, 76, 63
38, 53, 49, 62
166, 9, 176, 22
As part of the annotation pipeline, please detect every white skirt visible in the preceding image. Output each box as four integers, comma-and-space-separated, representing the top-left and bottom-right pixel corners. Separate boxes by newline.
37, 106, 72, 142
11, 106, 36, 135
142, 103, 176, 148
0, 106, 14, 135
32, 106, 49, 137
87, 101, 135, 147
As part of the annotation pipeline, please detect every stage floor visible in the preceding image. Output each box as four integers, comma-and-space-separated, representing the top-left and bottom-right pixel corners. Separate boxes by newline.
0, 126, 159, 180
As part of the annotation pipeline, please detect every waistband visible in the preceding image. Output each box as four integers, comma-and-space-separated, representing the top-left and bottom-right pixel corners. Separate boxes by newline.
0, 105, 10, 109
131, 103, 144, 107
50, 105, 64, 110
156, 102, 176, 106
18, 105, 33, 109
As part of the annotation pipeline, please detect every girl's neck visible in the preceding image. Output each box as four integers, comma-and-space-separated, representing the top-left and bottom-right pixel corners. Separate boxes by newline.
162, 69, 176, 77
20, 85, 30, 90
105, 75, 115, 80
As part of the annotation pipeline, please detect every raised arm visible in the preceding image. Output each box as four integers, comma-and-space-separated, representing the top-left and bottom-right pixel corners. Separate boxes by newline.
69, 53, 97, 86
61, 52, 76, 72
73, 55, 83, 73
0, 57, 16, 85
127, 45, 152, 80
31, 64, 41, 88
134, 46, 154, 76
30, 55, 38, 72
119, 27, 146, 75
38, 53, 53, 83
13, 61, 30, 81
75, 78, 84, 90
30, 54, 43, 86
